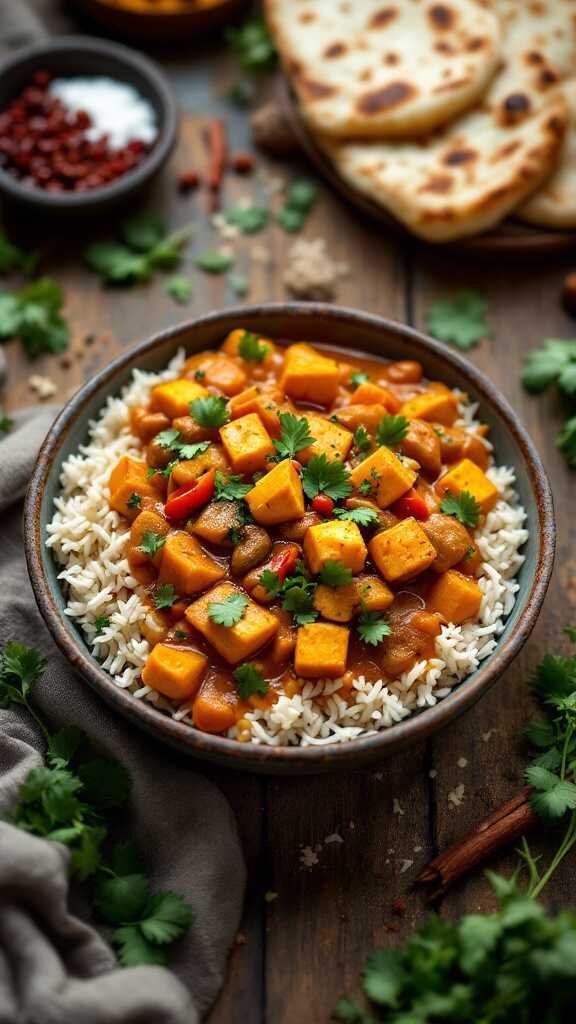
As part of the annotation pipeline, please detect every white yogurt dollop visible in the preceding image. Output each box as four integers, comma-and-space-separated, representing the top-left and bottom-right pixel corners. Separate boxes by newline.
49, 77, 157, 149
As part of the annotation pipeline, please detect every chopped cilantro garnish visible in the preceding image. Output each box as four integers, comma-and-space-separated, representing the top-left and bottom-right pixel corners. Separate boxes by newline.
224, 206, 268, 235
127, 492, 142, 509
272, 412, 315, 461
356, 612, 391, 647
233, 662, 268, 700
318, 560, 354, 588
376, 414, 409, 447
333, 506, 379, 527
301, 454, 352, 501
440, 490, 481, 528
154, 584, 177, 610
426, 289, 489, 350
353, 425, 372, 454
238, 330, 269, 362
350, 371, 369, 388
94, 616, 110, 634
214, 471, 251, 501
189, 395, 229, 429
138, 532, 167, 558
208, 593, 249, 627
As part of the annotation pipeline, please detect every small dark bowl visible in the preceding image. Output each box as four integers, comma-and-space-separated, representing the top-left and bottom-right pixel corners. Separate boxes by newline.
0, 36, 178, 214
25, 304, 555, 774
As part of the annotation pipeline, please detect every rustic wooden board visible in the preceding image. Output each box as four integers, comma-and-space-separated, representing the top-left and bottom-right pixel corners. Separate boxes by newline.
4, 79, 576, 1024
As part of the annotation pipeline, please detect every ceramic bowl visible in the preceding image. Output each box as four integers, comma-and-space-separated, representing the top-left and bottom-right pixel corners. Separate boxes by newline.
0, 36, 178, 215
24, 304, 555, 774
72, 0, 250, 41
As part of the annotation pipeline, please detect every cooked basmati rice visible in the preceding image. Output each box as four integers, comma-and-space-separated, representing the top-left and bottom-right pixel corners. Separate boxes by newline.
46, 354, 528, 747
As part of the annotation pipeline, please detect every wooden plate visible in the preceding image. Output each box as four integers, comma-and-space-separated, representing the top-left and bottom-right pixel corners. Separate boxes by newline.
72, 0, 249, 41
280, 78, 576, 257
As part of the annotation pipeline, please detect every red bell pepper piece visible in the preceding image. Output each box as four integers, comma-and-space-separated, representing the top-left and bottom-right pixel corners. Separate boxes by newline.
164, 468, 215, 520
268, 545, 299, 583
393, 488, 429, 521
311, 494, 335, 517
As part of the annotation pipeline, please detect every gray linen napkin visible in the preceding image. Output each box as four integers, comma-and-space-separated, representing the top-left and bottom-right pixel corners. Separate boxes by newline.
0, 374, 245, 1016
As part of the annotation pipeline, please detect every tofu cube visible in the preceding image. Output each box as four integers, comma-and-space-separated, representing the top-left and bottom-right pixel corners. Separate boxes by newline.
368, 518, 437, 582
150, 378, 208, 419
129, 509, 170, 566
353, 380, 400, 412
183, 352, 247, 397
401, 384, 458, 426
221, 328, 278, 368
294, 622, 350, 678
229, 385, 285, 438
350, 446, 417, 508
108, 456, 161, 519
437, 458, 499, 514
141, 644, 208, 701
245, 460, 305, 525
192, 675, 239, 733
171, 443, 229, 487
427, 570, 482, 625
280, 343, 340, 407
354, 575, 394, 612
298, 412, 353, 465
219, 413, 275, 475
159, 532, 226, 594
313, 583, 357, 623
186, 582, 278, 664
304, 520, 367, 575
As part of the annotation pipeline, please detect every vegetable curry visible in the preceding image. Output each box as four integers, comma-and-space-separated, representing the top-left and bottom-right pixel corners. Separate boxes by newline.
108, 330, 499, 737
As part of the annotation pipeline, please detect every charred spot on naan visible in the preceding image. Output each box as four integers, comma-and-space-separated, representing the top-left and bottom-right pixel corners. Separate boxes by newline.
369, 7, 398, 29
443, 147, 477, 166
324, 42, 347, 59
428, 4, 456, 30
420, 174, 455, 193
433, 76, 474, 94
357, 82, 416, 116
499, 92, 532, 126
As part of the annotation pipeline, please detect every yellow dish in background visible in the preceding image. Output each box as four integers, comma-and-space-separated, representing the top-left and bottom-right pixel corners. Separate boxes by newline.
72, 0, 249, 39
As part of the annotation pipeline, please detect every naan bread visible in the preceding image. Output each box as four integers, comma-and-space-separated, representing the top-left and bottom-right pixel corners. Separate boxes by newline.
518, 80, 576, 229
319, 0, 574, 241
265, 0, 501, 138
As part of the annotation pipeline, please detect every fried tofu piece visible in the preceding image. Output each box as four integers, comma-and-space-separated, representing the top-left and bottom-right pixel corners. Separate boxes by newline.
150, 378, 208, 419
109, 456, 161, 519
313, 583, 357, 623
141, 644, 208, 701
354, 575, 394, 612
171, 443, 229, 487
368, 518, 437, 583
186, 582, 278, 664
159, 532, 225, 594
229, 385, 286, 437
401, 384, 458, 426
350, 446, 417, 509
280, 343, 340, 407
304, 520, 367, 574
183, 352, 247, 397
245, 460, 305, 525
294, 622, 350, 678
219, 413, 275, 475
427, 570, 482, 625
353, 380, 400, 412
298, 412, 353, 465
192, 675, 239, 733
437, 458, 499, 514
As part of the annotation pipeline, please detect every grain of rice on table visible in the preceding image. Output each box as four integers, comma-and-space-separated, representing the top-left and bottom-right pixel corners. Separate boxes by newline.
46, 352, 528, 748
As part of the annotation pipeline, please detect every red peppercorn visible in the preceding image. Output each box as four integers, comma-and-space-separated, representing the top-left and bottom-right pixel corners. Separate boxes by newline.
311, 494, 335, 516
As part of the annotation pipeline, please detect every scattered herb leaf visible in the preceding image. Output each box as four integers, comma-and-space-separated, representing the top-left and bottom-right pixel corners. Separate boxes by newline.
318, 560, 353, 588
238, 330, 269, 362
0, 277, 69, 357
154, 584, 177, 610
376, 414, 409, 447
138, 531, 167, 558
189, 395, 229, 429
233, 662, 269, 699
440, 490, 481, 528
333, 506, 379, 527
356, 612, 391, 647
226, 17, 276, 73
353, 425, 372, 454
272, 412, 315, 461
302, 454, 352, 501
214, 471, 251, 501
166, 276, 193, 305
208, 593, 249, 627
225, 205, 268, 234
427, 289, 489, 350
194, 250, 233, 274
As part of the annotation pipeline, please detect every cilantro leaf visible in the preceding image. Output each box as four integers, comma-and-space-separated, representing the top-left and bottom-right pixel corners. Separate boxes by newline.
137, 531, 166, 558
233, 662, 268, 699
302, 454, 352, 502
0, 412, 13, 434
78, 758, 131, 809
127, 492, 142, 509
376, 414, 409, 447
94, 874, 150, 925
120, 214, 165, 252
0, 229, 38, 275
226, 16, 277, 73
112, 925, 168, 967
526, 765, 576, 820
318, 560, 353, 588
363, 948, 405, 1006
357, 612, 391, 647
156, 428, 182, 449
277, 179, 317, 232
531, 654, 576, 704
427, 290, 489, 350
155, 427, 211, 464
557, 416, 576, 468
353, 425, 372, 454
69, 825, 106, 881
85, 243, 151, 284
350, 372, 369, 388
238, 330, 269, 362
260, 569, 282, 598
225, 206, 268, 234
272, 412, 315, 461
0, 278, 70, 358
190, 395, 230, 428
166, 276, 192, 305
229, 271, 249, 297
48, 727, 84, 766
208, 593, 249, 627
111, 840, 146, 877
177, 442, 212, 460
195, 250, 233, 274
139, 891, 194, 944
333, 506, 379, 528
154, 584, 177, 610
214, 471, 251, 500
1, 642, 46, 694
522, 340, 576, 394
94, 615, 110, 635
282, 585, 318, 626
440, 490, 481, 528
333, 996, 373, 1024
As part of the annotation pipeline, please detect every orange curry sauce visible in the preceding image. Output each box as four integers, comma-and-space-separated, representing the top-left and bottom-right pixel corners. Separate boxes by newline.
108, 331, 499, 737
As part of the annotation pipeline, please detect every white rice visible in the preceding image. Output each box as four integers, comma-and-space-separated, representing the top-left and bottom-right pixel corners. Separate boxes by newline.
47, 360, 528, 746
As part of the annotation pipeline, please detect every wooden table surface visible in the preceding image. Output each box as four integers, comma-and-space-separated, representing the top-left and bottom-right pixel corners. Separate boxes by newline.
4, 30, 576, 1024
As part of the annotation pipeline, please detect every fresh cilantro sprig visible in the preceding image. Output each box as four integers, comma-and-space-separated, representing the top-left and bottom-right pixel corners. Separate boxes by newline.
333, 506, 379, 528
0, 277, 69, 357
260, 560, 318, 626
127, 492, 142, 509
356, 612, 391, 647
233, 662, 268, 700
350, 371, 369, 388
440, 490, 481, 528
301, 454, 352, 501
318, 560, 353, 588
214, 471, 251, 501
138, 532, 167, 558
194, 250, 233, 274
0, 642, 193, 965
277, 179, 317, 233
272, 412, 315, 461
522, 340, 576, 469
238, 330, 269, 362
208, 593, 249, 627
226, 16, 276, 73
189, 395, 230, 429
155, 428, 211, 468
0, 411, 13, 435
426, 289, 489, 350
376, 414, 409, 447
353, 425, 372, 454
154, 583, 177, 610
0, 229, 38, 276
166, 276, 192, 305
224, 206, 268, 235
86, 215, 192, 286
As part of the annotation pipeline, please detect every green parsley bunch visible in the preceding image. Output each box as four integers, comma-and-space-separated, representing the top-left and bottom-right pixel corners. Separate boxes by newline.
522, 339, 576, 468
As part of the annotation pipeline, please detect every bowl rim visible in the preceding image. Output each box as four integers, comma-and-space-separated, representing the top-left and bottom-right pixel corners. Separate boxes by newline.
0, 35, 178, 209
24, 302, 555, 771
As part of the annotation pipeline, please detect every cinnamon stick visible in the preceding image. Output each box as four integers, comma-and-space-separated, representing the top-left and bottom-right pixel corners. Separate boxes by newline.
416, 787, 538, 898
205, 118, 227, 213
